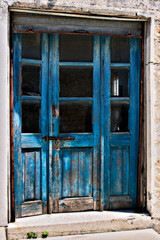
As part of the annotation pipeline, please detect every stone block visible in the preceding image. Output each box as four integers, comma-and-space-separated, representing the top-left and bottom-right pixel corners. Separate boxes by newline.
0, 227, 6, 240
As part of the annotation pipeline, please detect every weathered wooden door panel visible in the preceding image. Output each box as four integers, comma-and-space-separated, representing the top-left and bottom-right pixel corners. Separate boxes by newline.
102, 36, 141, 210
13, 33, 49, 218
110, 146, 129, 196
59, 148, 93, 198
59, 197, 93, 212
13, 32, 140, 217
22, 149, 41, 201
49, 34, 101, 213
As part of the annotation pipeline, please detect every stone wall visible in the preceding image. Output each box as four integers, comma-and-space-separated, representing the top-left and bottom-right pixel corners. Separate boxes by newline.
0, 0, 160, 225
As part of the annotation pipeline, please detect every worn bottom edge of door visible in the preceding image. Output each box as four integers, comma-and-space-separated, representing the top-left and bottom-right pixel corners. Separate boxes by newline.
59, 197, 94, 212
21, 200, 43, 217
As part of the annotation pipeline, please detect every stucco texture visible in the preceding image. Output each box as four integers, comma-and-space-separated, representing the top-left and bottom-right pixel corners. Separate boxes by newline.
0, 0, 160, 226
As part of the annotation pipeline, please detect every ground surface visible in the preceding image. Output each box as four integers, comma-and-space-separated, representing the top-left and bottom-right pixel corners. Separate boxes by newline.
39, 229, 160, 240
0, 227, 6, 240
8, 211, 153, 240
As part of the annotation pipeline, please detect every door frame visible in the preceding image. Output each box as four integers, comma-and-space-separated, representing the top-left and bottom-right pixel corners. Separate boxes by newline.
11, 29, 142, 219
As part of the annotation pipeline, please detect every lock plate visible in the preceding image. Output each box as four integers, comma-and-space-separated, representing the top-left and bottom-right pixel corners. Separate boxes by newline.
53, 139, 61, 151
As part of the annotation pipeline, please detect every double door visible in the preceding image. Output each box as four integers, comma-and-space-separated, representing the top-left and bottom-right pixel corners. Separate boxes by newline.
13, 33, 141, 218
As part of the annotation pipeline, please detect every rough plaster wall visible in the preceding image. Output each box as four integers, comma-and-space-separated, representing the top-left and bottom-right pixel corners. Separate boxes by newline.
0, 0, 160, 223
0, 0, 159, 17
149, 18, 160, 221
0, 2, 9, 226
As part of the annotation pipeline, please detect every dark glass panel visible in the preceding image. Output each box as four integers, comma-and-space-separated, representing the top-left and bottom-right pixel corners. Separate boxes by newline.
60, 35, 93, 62
59, 101, 92, 133
111, 101, 129, 132
22, 100, 41, 133
111, 69, 129, 97
111, 37, 130, 63
60, 66, 93, 97
22, 33, 41, 60
22, 65, 40, 96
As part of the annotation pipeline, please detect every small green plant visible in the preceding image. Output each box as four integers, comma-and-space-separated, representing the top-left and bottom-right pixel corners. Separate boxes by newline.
42, 232, 49, 238
27, 232, 38, 239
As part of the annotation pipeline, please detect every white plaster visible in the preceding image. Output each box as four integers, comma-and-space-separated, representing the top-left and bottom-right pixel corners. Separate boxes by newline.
148, 62, 155, 215
150, 18, 155, 64
0, 6, 9, 226
0, 227, 6, 240
144, 18, 156, 215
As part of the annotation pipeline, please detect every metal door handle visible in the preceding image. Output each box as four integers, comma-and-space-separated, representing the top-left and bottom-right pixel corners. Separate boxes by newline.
42, 136, 75, 142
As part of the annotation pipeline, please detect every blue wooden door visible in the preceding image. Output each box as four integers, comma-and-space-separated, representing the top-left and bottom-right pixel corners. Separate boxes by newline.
48, 34, 101, 212
13, 33, 49, 217
13, 33, 140, 217
101, 36, 141, 209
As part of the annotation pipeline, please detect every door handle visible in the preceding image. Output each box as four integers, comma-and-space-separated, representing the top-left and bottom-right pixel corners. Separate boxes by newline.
42, 136, 75, 142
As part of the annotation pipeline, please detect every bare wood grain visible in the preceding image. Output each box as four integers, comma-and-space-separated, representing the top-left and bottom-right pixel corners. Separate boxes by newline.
59, 197, 93, 212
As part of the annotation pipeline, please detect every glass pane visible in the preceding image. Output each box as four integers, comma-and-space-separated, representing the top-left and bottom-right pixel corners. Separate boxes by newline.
111, 101, 129, 132
22, 65, 40, 96
22, 33, 41, 60
59, 101, 92, 133
60, 67, 93, 97
111, 37, 130, 63
111, 69, 129, 97
60, 35, 93, 62
22, 100, 41, 133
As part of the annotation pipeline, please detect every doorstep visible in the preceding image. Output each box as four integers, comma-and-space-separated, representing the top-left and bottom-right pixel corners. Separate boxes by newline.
7, 210, 153, 240
0, 227, 7, 240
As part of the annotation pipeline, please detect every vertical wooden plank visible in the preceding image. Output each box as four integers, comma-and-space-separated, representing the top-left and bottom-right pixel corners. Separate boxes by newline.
79, 150, 92, 197
93, 36, 101, 210
102, 36, 111, 209
59, 150, 62, 199
53, 33, 60, 212
85, 149, 92, 197
110, 147, 123, 195
24, 152, 35, 200
71, 151, 79, 197
129, 38, 141, 206
62, 149, 71, 198
35, 151, 41, 199
122, 147, 129, 195
10, 13, 15, 222
52, 33, 60, 136
49, 34, 60, 212
21, 149, 25, 203
13, 33, 22, 218
136, 33, 144, 208
79, 151, 85, 196
41, 34, 49, 213
100, 36, 105, 210
48, 34, 53, 213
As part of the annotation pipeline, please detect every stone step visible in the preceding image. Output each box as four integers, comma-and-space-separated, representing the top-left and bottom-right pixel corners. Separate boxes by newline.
7, 211, 153, 240
22, 229, 160, 240
0, 227, 6, 240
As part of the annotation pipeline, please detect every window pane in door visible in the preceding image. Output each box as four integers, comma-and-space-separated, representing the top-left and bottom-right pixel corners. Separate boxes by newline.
22, 65, 41, 96
60, 35, 93, 62
111, 68, 129, 97
60, 66, 93, 97
22, 100, 41, 133
22, 33, 41, 60
111, 101, 129, 132
59, 101, 92, 133
111, 37, 130, 63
